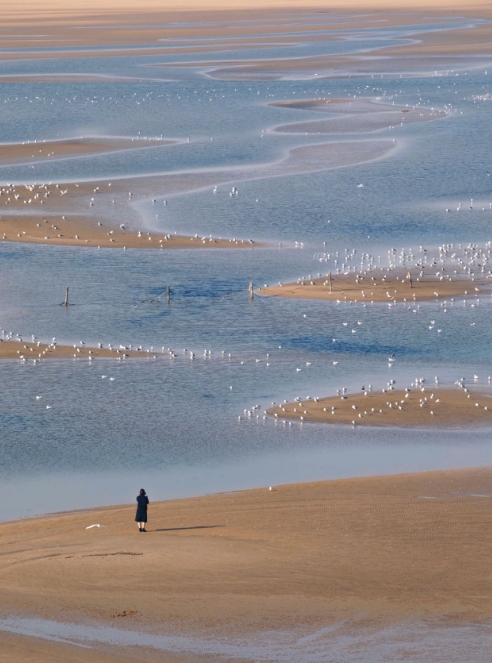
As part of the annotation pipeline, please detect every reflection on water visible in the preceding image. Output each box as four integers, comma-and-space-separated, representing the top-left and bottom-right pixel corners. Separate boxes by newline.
0, 13, 492, 520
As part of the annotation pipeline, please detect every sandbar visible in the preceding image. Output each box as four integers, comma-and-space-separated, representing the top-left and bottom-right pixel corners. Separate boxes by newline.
268, 387, 492, 427
2, 466, 492, 661
0, 338, 147, 361
0, 137, 175, 166
258, 268, 492, 303
274, 98, 446, 135
0, 214, 257, 249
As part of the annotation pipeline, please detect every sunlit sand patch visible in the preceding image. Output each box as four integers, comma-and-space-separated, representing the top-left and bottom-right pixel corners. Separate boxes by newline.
0, 339, 146, 361
0, 214, 257, 249
258, 268, 491, 303
0, 136, 177, 166
268, 387, 492, 427
3, 465, 492, 659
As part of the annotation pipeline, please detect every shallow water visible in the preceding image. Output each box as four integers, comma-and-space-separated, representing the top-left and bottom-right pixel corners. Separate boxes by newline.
1, 615, 492, 663
1, 14, 492, 521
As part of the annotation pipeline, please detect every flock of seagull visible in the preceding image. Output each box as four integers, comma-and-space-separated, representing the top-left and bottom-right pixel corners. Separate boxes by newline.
2, 238, 492, 427
264, 372, 492, 428
1, 72, 491, 432
0, 179, 259, 247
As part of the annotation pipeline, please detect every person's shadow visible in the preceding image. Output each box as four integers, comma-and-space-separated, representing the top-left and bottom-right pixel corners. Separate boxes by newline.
155, 525, 224, 532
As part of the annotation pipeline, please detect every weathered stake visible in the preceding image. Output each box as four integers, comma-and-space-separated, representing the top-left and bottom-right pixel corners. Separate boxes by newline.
166, 286, 171, 304
249, 281, 254, 299
64, 287, 69, 307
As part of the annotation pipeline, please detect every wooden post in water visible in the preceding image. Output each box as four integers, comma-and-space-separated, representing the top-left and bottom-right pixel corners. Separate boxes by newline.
64, 287, 69, 307
328, 271, 333, 293
407, 271, 413, 289
249, 281, 254, 299
166, 286, 171, 304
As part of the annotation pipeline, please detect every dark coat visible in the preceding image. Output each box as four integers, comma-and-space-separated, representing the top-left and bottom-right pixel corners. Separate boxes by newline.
135, 494, 149, 522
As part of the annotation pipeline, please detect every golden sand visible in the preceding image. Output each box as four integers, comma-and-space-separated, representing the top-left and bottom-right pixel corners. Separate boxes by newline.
268, 387, 492, 427
258, 269, 491, 303
0, 214, 257, 250
0, 339, 146, 360
2, 467, 492, 661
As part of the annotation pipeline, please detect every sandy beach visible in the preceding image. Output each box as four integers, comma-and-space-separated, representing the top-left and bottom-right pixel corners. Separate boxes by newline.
268, 387, 492, 427
258, 268, 492, 303
2, 466, 492, 661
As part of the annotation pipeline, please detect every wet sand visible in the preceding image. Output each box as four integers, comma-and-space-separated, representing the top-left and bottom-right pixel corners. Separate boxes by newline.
272, 98, 351, 109
0, 42, 287, 63
274, 99, 447, 135
258, 268, 492, 303
179, 6, 492, 81
0, 6, 462, 52
273, 98, 441, 114
0, 4, 489, 70
0, 9, 440, 63
268, 387, 492, 427
0, 631, 214, 663
0, 137, 175, 165
384, 22, 492, 57
2, 467, 492, 661
0, 214, 257, 250
205, 53, 492, 81
0, 338, 147, 360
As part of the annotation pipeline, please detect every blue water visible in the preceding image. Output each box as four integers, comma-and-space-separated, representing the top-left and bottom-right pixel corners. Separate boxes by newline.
1, 14, 492, 521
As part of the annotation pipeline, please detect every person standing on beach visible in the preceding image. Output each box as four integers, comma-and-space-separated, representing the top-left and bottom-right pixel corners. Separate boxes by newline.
135, 489, 149, 532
